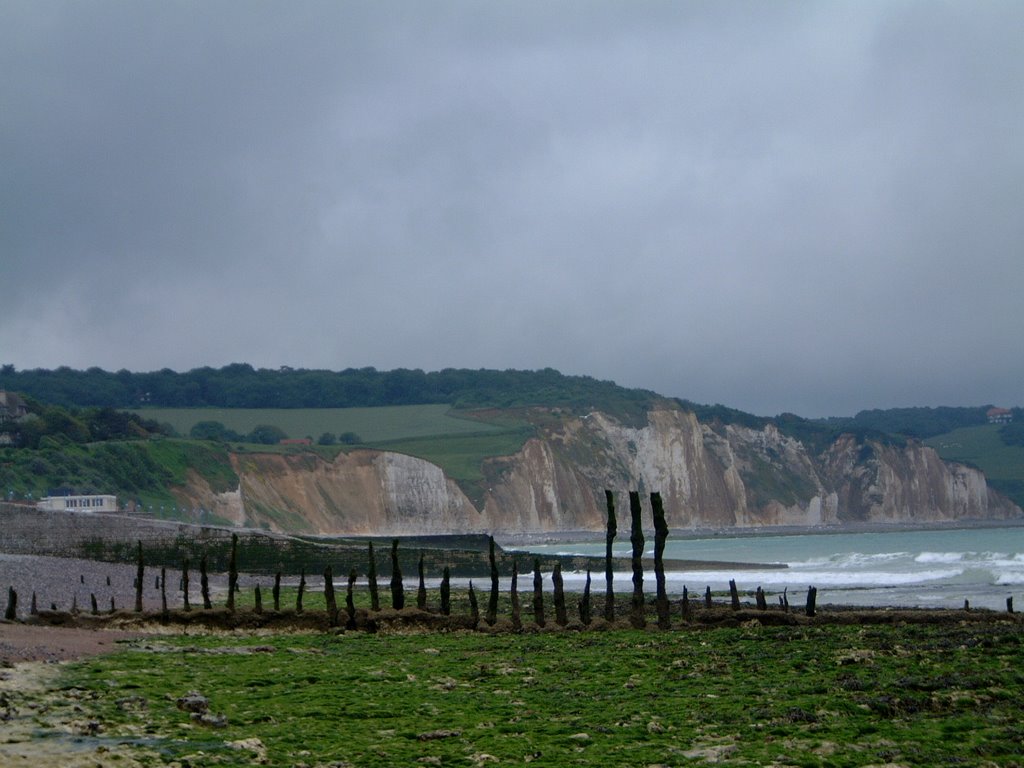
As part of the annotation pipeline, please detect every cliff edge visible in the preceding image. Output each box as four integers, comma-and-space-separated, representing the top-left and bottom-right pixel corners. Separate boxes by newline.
173, 406, 1021, 535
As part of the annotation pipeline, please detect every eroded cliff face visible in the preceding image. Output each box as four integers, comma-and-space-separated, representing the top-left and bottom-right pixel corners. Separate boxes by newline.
176, 408, 1021, 535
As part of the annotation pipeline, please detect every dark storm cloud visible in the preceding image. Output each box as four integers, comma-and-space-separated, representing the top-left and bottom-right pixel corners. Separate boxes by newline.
2, 2, 1022, 417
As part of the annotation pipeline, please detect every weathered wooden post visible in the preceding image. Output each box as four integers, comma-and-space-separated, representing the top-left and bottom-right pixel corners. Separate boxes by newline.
390, 539, 404, 611
440, 566, 451, 616
346, 568, 357, 629
487, 536, 499, 626
651, 491, 670, 629
71, 594, 78, 614
160, 567, 168, 617
510, 560, 522, 629
681, 585, 690, 620
324, 565, 338, 626
553, 562, 567, 626
134, 540, 145, 613
629, 491, 645, 628
109, 597, 115, 613
4, 587, 16, 620
417, 553, 427, 610
604, 490, 617, 622
1008, 596, 1014, 614
468, 581, 479, 628
30, 592, 37, 615
227, 533, 239, 612
780, 587, 789, 612
705, 585, 712, 609
182, 558, 191, 612
200, 553, 212, 609
579, 569, 592, 626
296, 569, 306, 613
254, 584, 263, 615
91, 593, 99, 615
533, 558, 545, 627
963, 598, 970, 611
367, 542, 380, 611
755, 586, 767, 611
805, 586, 817, 617
272, 571, 281, 612
729, 579, 740, 611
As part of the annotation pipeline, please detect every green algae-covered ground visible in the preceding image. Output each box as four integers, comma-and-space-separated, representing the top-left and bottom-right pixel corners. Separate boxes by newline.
43, 621, 1024, 766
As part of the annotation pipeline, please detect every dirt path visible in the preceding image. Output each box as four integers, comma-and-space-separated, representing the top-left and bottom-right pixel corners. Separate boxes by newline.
0, 621, 144, 664
0, 624, 156, 768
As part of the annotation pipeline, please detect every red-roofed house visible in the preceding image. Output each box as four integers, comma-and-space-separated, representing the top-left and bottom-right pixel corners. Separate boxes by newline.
987, 407, 1013, 424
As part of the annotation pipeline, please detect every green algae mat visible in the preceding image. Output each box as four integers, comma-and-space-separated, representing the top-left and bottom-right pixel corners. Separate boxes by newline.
33, 622, 1024, 766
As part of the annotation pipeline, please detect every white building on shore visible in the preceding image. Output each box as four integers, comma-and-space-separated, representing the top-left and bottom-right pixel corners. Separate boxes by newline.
37, 494, 119, 513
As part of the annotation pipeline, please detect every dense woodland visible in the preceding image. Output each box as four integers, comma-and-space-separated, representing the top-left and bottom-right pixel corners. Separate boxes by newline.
0, 363, 657, 417
1, 364, 1017, 449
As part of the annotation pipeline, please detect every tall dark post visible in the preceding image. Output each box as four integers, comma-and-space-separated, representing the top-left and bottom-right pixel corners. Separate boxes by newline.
532, 558, 545, 627
805, 586, 817, 617
487, 536, 499, 626
367, 542, 380, 611
729, 579, 740, 611
346, 568, 358, 629
272, 571, 281, 612
510, 560, 521, 629
755, 586, 767, 611
579, 569, 592, 625
90, 593, 98, 615
681, 585, 690, 620
704, 585, 712, 609
629, 491, 645, 628
390, 539, 404, 610
254, 584, 263, 614
552, 562, 567, 626
134, 540, 145, 613
468, 581, 479, 628
31, 592, 37, 615
604, 490, 617, 622
651, 491, 670, 629
182, 558, 191, 612
417, 553, 427, 610
4, 588, 16, 620
440, 566, 451, 616
324, 565, 338, 626
200, 554, 212, 610
227, 533, 239, 612
296, 569, 306, 613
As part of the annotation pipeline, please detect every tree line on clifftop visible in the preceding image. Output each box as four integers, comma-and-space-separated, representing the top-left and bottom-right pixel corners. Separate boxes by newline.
2, 363, 1017, 449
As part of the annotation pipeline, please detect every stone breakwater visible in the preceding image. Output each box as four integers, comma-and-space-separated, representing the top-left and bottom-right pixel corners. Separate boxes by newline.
0, 503, 240, 558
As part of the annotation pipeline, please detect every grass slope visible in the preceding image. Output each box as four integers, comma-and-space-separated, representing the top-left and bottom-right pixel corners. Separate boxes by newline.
134, 404, 509, 443
53, 623, 1024, 766
925, 424, 1024, 508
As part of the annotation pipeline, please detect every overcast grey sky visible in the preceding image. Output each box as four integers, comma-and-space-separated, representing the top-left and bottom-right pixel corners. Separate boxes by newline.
2, 2, 1021, 417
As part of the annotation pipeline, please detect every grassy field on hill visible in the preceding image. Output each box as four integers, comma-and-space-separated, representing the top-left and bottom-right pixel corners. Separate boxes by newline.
133, 404, 512, 442
925, 424, 1024, 508
33, 622, 1024, 767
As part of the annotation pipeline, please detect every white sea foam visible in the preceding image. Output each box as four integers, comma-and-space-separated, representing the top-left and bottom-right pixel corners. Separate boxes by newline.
793, 551, 908, 569
915, 551, 967, 564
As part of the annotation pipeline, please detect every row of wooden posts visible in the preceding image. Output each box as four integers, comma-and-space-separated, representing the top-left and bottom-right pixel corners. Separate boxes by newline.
6, 490, 1016, 624
3, 490, 834, 626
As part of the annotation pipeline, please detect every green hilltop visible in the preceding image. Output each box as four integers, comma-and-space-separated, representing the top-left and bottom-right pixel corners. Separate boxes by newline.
2, 364, 1021, 510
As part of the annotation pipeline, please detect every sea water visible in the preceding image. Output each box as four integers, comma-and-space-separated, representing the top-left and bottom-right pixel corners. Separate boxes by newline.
509, 527, 1024, 611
